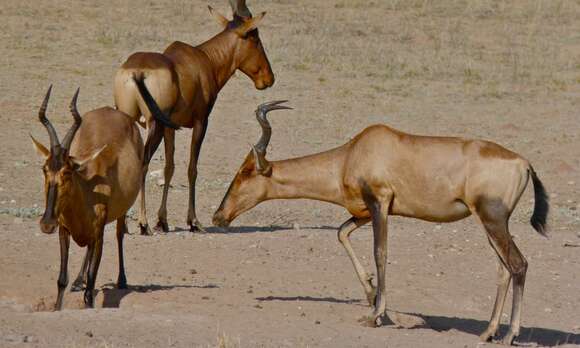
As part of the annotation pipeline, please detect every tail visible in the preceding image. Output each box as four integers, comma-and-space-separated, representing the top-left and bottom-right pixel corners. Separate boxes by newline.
132, 73, 180, 130
529, 165, 549, 237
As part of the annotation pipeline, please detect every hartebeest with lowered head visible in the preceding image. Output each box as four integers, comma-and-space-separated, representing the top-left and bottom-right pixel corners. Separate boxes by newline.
31, 83, 177, 310
114, 0, 275, 235
213, 101, 549, 345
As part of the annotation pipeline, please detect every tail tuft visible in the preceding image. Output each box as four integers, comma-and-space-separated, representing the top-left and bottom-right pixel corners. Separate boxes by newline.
132, 74, 180, 130
529, 166, 549, 237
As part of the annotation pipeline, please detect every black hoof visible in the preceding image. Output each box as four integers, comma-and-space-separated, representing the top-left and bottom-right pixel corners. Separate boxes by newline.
154, 220, 169, 233
139, 223, 153, 236
117, 282, 128, 290
188, 221, 207, 233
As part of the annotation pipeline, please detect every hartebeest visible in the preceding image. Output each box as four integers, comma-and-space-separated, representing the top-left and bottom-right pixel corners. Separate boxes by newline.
31, 83, 177, 310
213, 101, 549, 345
113, 0, 275, 235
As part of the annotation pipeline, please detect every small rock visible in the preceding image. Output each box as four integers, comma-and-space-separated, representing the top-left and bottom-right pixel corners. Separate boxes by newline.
293, 223, 300, 230
435, 224, 442, 230
190, 269, 197, 275
544, 307, 552, 313
10, 199, 16, 204
568, 181, 575, 185
85, 331, 93, 338
315, 320, 321, 324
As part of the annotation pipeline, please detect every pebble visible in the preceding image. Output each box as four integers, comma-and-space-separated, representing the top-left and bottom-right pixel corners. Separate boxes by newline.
568, 181, 575, 185
293, 223, 300, 230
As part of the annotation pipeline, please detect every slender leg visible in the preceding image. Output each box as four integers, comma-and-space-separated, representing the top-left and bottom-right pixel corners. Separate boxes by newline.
116, 216, 128, 289
477, 206, 528, 345
503, 241, 527, 345
84, 232, 104, 308
186, 117, 208, 233
337, 217, 374, 305
480, 254, 512, 341
55, 226, 70, 311
71, 247, 91, 292
155, 128, 175, 232
369, 199, 391, 326
139, 121, 164, 235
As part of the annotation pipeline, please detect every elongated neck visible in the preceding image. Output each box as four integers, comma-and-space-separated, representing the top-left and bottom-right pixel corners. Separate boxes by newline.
265, 147, 346, 206
198, 31, 238, 90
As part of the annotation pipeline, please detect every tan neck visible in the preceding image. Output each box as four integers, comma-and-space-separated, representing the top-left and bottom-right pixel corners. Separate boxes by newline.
265, 146, 347, 206
198, 31, 238, 90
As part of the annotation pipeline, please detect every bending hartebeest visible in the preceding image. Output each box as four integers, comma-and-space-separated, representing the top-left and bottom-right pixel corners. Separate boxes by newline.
31, 85, 177, 310
114, 0, 275, 235
213, 101, 549, 345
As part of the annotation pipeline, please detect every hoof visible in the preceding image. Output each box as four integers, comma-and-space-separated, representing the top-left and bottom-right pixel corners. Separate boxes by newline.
117, 282, 128, 290
154, 220, 169, 233
139, 223, 153, 236
189, 221, 207, 233
70, 281, 84, 292
479, 330, 496, 343
501, 332, 517, 346
357, 314, 382, 328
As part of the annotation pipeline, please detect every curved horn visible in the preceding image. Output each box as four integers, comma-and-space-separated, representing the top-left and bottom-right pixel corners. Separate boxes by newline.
229, 0, 252, 18
38, 85, 60, 152
253, 100, 292, 154
61, 87, 82, 151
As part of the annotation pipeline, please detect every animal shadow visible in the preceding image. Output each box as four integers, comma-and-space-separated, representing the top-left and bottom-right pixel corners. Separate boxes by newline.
206, 225, 337, 234
256, 295, 363, 305
100, 283, 219, 308
423, 313, 580, 346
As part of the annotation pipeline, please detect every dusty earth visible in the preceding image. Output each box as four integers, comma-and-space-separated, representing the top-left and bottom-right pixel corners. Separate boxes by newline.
1, 0, 580, 347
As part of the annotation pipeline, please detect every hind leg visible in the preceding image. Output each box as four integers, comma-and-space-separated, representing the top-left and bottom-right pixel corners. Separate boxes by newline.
155, 127, 175, 232
116, 216, 128, 289
479, 249, 511, 342
139, 121, 164, 235
476, 202, 528, 345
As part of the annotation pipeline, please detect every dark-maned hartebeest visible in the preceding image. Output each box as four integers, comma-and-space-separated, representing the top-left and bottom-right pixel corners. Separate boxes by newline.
114, 0, 275, 235
31, 84, 177, 310
212, 101, 549, 345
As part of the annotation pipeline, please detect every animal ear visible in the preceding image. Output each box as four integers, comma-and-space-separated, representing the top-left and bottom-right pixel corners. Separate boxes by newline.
234, 12, 266, 37
252, 146, 271, 176
71, 144, 107, 171
208, 6, 230, 28
30, 134, 50, 158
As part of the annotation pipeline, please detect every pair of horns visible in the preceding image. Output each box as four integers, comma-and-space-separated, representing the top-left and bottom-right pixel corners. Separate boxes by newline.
252, 100, 292, 173
37, 85, 82, 153
229, 0, 252, 17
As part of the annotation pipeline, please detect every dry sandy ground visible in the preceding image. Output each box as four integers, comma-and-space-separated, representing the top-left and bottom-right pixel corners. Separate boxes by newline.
1, 0, 579, 347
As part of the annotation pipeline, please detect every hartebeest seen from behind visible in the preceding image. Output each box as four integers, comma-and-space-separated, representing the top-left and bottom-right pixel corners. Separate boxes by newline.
213, 101, 549, 345
114, 0, 275, 235
31, 83, 177, 310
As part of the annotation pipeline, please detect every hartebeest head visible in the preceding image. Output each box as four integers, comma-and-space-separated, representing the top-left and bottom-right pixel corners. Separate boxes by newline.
208, 0, 275, 89
30, 86, 106, 234
213, 100, 291, 227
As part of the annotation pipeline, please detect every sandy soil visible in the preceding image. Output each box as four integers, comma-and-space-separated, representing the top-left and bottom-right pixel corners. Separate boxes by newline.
0, 0, 579, 347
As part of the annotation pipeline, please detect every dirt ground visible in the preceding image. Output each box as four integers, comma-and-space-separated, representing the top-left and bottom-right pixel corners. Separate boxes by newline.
1, 0, 579, 347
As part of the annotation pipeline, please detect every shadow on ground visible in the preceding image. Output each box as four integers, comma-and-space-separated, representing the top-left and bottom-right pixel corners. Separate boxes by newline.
100, 283, 219, 308
256, 295, 363, 305
423, 313, 579, 346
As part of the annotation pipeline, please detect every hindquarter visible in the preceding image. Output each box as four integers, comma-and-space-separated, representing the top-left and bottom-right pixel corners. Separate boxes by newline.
114, 52, 179, 125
